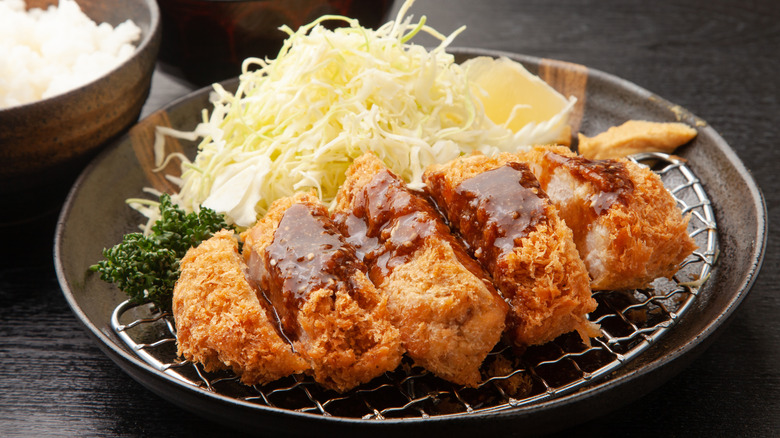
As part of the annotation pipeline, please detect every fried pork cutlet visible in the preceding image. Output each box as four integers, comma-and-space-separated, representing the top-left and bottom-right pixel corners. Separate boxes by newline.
332, 153, 508, 387
241, 192, 403, 392
172, 230, 309, 385
515, 145, 696, 290
423, 155, 599, 348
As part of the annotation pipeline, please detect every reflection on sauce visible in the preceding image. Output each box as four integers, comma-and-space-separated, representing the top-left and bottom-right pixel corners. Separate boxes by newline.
445, 163, 547, 270
544, 152, 634, 215
243, 248, 294, 344
264, 203, 362, 338
334, 169, 487, 284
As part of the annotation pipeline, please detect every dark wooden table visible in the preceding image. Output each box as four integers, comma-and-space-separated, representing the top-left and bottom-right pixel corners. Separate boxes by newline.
2, 0, 778, 436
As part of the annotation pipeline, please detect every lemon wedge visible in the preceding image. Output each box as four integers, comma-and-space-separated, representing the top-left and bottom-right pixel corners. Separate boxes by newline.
463, 56, 575, 145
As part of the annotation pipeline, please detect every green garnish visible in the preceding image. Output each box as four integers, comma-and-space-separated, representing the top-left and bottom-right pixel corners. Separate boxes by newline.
90, 193, 232, 313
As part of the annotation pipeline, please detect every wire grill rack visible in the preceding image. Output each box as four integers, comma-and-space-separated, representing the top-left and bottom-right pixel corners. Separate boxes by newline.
111, 152, 717, 420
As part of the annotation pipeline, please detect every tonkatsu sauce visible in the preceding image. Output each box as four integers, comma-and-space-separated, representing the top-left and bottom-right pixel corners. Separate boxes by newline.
544, 152, 634, 215
334, 169, 488, 284
447, 163, 547, 269
265, 202, 363, 337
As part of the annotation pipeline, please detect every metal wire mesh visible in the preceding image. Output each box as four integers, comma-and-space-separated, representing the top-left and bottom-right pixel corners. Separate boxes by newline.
111, 152, 717, 420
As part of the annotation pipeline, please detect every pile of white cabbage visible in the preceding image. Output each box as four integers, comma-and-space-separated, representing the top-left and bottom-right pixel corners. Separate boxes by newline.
147, 0, 572, 229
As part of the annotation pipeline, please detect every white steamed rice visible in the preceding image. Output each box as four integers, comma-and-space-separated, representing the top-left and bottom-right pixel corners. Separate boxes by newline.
0, 0, 141, 109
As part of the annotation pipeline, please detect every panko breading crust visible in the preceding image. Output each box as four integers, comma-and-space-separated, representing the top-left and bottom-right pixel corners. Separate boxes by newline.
172, 230, 309, 385
333, 153, 508, 387
172, 144, 693, 391
515, 145, 697, 290
423, 154, 599, 348
242, 192, 403, 392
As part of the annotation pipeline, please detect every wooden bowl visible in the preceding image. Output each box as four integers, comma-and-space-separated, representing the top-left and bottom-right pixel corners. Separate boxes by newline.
0, 0, 161, 226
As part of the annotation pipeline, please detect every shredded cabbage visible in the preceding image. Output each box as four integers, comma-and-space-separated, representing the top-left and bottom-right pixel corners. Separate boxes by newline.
149, 0, 572, 229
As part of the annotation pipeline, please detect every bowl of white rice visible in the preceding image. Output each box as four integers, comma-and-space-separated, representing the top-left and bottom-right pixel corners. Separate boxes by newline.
0, 0, 160, 225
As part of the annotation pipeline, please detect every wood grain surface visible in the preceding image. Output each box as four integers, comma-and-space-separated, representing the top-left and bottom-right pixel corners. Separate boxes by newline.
2, 0, 778, 436
538, 58, 589, 136
129, 110, 182, 194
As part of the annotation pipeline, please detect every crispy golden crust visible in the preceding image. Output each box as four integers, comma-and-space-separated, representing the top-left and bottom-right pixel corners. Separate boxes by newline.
172, 230, 309, 385
242, 192, 403, 392
334, 153, 508, 387
516, 145, 697, 290
423, 154, 598, 348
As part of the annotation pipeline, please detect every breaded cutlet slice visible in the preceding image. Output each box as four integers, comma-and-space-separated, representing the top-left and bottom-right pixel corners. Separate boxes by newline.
241, 192, 403, 392
173, 230, 309, 385
332, 153, 508, 387
514, 145, 697, 290
423, 155, 599, 348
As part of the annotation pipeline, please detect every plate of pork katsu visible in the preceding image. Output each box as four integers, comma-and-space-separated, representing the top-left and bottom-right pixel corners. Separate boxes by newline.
54, 5, 766, 437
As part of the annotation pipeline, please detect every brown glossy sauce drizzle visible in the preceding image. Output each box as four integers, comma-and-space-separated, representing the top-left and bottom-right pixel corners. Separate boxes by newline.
244, 249, 298, 347
265, 202, 363, 337
545, 152, 634, 214
334, 169, 487, 284
446, 162, 548, 269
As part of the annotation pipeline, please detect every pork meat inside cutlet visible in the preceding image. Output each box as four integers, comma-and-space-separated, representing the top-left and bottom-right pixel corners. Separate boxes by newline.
241, 192, 403, 392
423, 155, 599, 348
173, 230, 309, 385
333, 153, 508, 387
515, 145, 697, 290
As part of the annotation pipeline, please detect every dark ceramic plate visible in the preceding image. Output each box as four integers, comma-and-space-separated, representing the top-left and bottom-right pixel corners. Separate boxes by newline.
54, 48, 766, 437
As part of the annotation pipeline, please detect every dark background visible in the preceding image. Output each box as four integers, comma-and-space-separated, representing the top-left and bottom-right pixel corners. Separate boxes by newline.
2, 0, 777, 436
